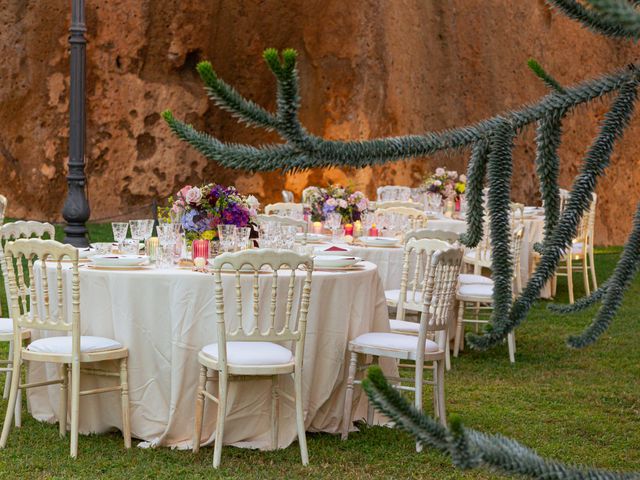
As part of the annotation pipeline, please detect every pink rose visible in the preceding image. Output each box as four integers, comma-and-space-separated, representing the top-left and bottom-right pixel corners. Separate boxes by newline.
185, 187, 203, 205
178, 185, 192, 199
435, 167, 445, 176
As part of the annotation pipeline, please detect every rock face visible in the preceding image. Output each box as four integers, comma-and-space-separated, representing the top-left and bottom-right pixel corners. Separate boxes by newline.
0, 0, 638, 244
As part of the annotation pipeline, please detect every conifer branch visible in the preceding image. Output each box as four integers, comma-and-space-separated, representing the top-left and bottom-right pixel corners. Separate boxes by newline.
548, 279, 610, 312
528, 59, 566, 94
546, 0, 640, 39
460, 140, 490, 248
363, 366, 640, 479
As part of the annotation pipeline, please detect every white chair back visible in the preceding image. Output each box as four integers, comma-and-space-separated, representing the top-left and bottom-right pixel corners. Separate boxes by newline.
396, 238, 452, 321
264, 203, 304, 217
377, 186, 411, 202
210, 250, 313, 373
4, 239, 80, 336
1, 221, 56, 318
404, 228, 459, 244
375, 206, 428, 230
375, 200, 423, 210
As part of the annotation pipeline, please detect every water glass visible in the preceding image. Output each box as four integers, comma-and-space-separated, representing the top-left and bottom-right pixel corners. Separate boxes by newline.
325, 212, 342, 242
156, 224, 176, 268
237, 227, 252, 250
280, 225, 298, 250
427, 193, 443, 215
218, 224, 237, 252
258, 222, 280, 249
111, 222, 128, 251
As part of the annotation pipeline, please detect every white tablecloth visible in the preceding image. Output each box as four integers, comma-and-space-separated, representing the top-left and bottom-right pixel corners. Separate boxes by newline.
28, 261, 392, 449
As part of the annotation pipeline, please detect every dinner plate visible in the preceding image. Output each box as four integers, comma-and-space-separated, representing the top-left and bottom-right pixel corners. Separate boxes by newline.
358, 236, 400, 247
85, 264, 151, 271
91, 255, 150, 267
313, 255, 361, 269
296, 233, 329, 243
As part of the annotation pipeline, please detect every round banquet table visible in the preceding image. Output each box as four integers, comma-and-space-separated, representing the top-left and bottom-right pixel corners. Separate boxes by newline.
28, 261, 393, 450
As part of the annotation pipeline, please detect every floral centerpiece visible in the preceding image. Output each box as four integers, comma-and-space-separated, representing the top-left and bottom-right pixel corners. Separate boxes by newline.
302, 184, 369, 222
423, 167, 466, 199
164, 183, 259, 242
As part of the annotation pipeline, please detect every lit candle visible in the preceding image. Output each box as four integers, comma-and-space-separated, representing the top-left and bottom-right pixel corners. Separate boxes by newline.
192, 239, 210, 260
145, 237, 159, 262
312, 221, 323, 234
354, 220, 362, 237
369, 223, 379, 237
344, 223, 353, 236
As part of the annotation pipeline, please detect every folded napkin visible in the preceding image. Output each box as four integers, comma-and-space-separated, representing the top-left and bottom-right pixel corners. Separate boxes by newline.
324, 246, 348, 252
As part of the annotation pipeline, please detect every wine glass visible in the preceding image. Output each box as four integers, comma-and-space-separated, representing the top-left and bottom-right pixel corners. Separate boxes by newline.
236, 227, 252, 250
129, 220, 147, 255
427, 193, 443, 216
218, 224, 237, 252
325, 212, 342, 242
111, 222, 128, 252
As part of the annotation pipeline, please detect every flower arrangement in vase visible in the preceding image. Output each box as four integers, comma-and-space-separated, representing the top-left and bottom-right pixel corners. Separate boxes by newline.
302, 184, 369, 223
163, 183, 259, 243
423, 167, 466, 200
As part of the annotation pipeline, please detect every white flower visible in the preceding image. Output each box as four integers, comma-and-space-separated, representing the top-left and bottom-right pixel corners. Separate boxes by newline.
185, 187, 203, 205
326, 198, 338, 207
447, 170, 458, 179
435, 167, 446, 176
459, 174, 467, 183
246, 195, 260, 209
338, 199, 348, 209
433, 180, 442, 187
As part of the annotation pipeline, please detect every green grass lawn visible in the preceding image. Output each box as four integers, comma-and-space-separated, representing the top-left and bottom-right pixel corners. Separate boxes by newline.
0, 223, 638, 479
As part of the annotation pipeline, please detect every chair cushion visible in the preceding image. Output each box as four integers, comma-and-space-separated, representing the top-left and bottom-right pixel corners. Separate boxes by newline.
202, 341, 294, 366
458, 274, 494, 285
389, 319, 420, 333
27, 336, 123, 354
351, 332, 439, 353
457, 283, 494, 298
0, 317, 12, 334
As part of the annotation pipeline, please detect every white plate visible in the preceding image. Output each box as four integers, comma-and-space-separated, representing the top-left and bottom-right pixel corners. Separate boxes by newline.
78, 248, 97, 259
297, 233, 329, 243
314, 245, 352, 256
313, 255, 361, 268
359, 236, 400, 247
91, 255, 149, 267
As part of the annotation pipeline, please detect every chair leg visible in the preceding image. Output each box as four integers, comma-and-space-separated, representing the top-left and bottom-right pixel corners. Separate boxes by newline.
59, 364, 68, 437
436, 360, 447, 427
444, 331, 451, 371
213, 372, 228, 469
414, 359, 424, 453
0, 357, 21, 448
271, 375, 279, 451
294, 368, 309, 466
567, 255, 575, 304
193, 365, 207, 454
453, 301, 464, 357
589, 248, 598, 290
582, 256, 590, 297
70, 360, 80, 458
3, 341, 12, 400
507, 332, 516, 364
120, 358, 131, 449
341, 351, 358, 441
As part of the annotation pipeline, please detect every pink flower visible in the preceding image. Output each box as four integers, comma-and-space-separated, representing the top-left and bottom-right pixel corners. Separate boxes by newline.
178, 185, 192, 199
185, 187, 203, 205
338, 199, 348, 209
357, 199, 368, 211
435, 167, 445, 176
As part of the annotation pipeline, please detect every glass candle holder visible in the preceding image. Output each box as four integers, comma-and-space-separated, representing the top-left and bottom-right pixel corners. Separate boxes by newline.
192, 239, 210, 260
145, 237, 159, 262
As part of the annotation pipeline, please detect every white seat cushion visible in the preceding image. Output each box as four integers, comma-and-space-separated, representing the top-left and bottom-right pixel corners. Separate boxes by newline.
27, 336, 123, 354
202, 341, 293, 366
458, 274, 494, 285
389, 319, 420, 333
457, 283, 494, 298
0, 318, 13, 334
351, 332, 439, 353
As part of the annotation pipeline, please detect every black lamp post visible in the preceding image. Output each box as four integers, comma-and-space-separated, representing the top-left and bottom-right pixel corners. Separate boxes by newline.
62, 0, 90, 247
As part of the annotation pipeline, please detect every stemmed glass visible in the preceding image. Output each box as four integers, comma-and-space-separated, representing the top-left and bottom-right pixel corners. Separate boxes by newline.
157, 224, 176, 268
325, 212, 342, 242
280, 225, 298, 250
237, 227, 252, 250
427, 193, 443, 216
111, 222, 128, 252
218, 225, 237, 252
129, 220, 147, 255
360, 212, 375, 235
